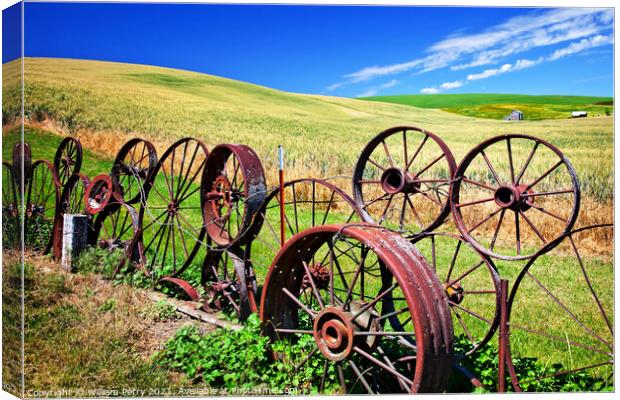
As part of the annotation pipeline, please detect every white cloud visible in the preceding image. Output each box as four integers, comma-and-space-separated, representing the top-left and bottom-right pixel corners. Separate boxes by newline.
467, 63, 513, 81
440, 80, 464, 90
326, 7, 612, 91
345, 61, 421, 83
357, 89, 378, 97
326, 82, 344, 92
380, 79, 399, 89
420, 87, 440, 94
355, 79, 400, 97
548, 34, 613, 60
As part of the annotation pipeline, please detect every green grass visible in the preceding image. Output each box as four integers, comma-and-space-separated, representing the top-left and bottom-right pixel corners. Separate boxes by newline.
361, 93, 613, 121
2, 258, 185, 396
361, 94, 613, 108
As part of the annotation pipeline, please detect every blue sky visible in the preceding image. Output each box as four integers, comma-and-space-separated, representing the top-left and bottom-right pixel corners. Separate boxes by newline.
4, 2, 615, 97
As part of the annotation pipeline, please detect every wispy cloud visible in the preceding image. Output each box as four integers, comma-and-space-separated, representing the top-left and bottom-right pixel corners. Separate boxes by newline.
420, 33, 613, 94
420, 87, 440, 94
327, 8, 612, 92
440, 80, 464, 90
355, 79, 399, 97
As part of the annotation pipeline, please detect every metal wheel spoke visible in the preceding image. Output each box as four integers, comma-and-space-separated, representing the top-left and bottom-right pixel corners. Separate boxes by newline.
282, 287, 316, 318
353, 346, 413, 387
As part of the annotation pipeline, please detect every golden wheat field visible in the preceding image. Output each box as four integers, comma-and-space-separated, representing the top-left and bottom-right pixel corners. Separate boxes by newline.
1, 56, 615, 392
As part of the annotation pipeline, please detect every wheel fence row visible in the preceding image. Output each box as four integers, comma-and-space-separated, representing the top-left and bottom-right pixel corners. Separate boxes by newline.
1, 126, 611, 393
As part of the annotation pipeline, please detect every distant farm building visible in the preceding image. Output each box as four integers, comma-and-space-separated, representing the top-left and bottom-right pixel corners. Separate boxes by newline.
504, 110, 523, 121
571, 111, 588, 118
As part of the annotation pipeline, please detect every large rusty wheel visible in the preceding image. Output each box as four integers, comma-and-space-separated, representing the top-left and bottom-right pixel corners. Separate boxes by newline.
450, 134, 580, 261
89, 201, 142, 276
261, 224, 453, 393
201, 144, 266, 248
507, 224, 613, 391
52, 173, 90, 260
137, 138, 209, 279
24, 160, 60, 253
54, 137, 82, 187
2, 162, 19, 249
111, 138, 157, 204
409, 232, 500, 356
353, 126, 456, 236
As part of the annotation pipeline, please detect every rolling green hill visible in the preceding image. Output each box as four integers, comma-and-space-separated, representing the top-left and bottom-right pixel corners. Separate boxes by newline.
1, 58, 613, 201
362, 93, 613, 120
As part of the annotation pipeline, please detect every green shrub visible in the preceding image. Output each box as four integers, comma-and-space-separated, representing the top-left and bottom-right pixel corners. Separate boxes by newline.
153, 314, 340, 394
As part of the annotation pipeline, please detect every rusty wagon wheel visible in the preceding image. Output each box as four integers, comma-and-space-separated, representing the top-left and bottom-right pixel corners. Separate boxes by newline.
54, 137, 82, 187
409, 232, 500, 356
201, 143, 266, 248
137, 138, 209, 279
450, 134, 580, 261
51, 173, 91, 260
12, 142, 32, 191
2, 162, 20, 249
84, 174, 114, 215
111, 138, 157, 204
207, 178, 365, 320
24, 160, 60, 253
506, 224, 613, 391
89, 201, 142, 277
261, 224, 453, 393
353, 126, 456, 237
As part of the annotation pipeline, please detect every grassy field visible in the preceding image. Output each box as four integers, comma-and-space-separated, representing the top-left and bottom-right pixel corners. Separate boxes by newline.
361, 94, 614, 121
2, 57, 614, 391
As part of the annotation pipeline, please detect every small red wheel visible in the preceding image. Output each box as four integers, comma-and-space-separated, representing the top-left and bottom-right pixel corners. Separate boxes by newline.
201, 144, 266, 247
54, 137, 82, 187
111, 138, 157, 204
84, 174, 114, 215
261, 224, 453, 393
353, 126, 456, 236
450, 134, 580, 260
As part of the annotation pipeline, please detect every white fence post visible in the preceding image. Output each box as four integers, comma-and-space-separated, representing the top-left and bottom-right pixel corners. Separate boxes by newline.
61, 214, 89, 272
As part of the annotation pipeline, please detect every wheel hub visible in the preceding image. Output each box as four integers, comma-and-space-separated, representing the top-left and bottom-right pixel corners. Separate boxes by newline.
380, 168, 421, 194
444, 282, 464, 304
494, 184, 535, 211
313, 307, 356, 361
313, 303, 381, 361
208, 175, 234, 216
301, 263, 330, 291
167, 200, 179, 215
